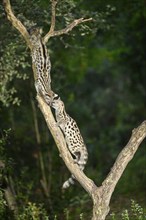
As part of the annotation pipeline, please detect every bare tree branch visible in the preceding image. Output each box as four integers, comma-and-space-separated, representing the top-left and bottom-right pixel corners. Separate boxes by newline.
47, 0, 58, 35
3, 0, 31, 48
103, 120, 146, 194
3, 0, 92, 46
43, 16, 92, 43
91, 120, 146, 220
53, 18, 92, 36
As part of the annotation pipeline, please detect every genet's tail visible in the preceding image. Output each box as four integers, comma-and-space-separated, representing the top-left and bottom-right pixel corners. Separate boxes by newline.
62, 175, 75, 189
62, 149, 88, 189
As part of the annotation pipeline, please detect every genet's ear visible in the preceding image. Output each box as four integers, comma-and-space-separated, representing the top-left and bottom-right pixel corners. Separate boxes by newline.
28, 26, 42, 36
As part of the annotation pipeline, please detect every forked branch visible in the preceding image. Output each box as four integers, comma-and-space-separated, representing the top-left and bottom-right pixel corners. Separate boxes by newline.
3, 0, 92, 46
43, 17, 93, 43
43, 0, 93, 43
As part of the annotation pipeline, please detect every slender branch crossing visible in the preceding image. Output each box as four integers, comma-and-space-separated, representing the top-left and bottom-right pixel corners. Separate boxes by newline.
43, 17, 93, 43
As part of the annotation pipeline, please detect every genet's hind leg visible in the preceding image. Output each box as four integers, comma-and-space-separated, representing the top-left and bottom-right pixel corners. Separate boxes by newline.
71, 151, 81, 165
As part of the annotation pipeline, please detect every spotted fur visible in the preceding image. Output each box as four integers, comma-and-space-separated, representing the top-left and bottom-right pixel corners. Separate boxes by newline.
29, 27, 55, 104
51, 98, 88, 189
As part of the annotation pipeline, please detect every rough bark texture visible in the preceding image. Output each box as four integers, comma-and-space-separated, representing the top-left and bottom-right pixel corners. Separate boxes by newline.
3, 1, 146, 219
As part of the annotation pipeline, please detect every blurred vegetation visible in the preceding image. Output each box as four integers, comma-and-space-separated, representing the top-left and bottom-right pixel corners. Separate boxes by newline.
0, 0, 146, 219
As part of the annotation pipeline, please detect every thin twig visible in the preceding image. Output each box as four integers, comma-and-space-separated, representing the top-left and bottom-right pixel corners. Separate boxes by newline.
43, 17, 93, 43
30, 94, 41, 144
30, 94, 49, 197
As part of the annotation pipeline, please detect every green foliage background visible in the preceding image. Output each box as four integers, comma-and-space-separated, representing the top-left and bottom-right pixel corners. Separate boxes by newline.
0, 0, 145, 219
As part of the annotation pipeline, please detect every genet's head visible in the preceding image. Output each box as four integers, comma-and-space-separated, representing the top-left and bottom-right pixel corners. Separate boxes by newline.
28, 26, 42, 35
28, 26, 42, 41
51, 98, 65, 111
